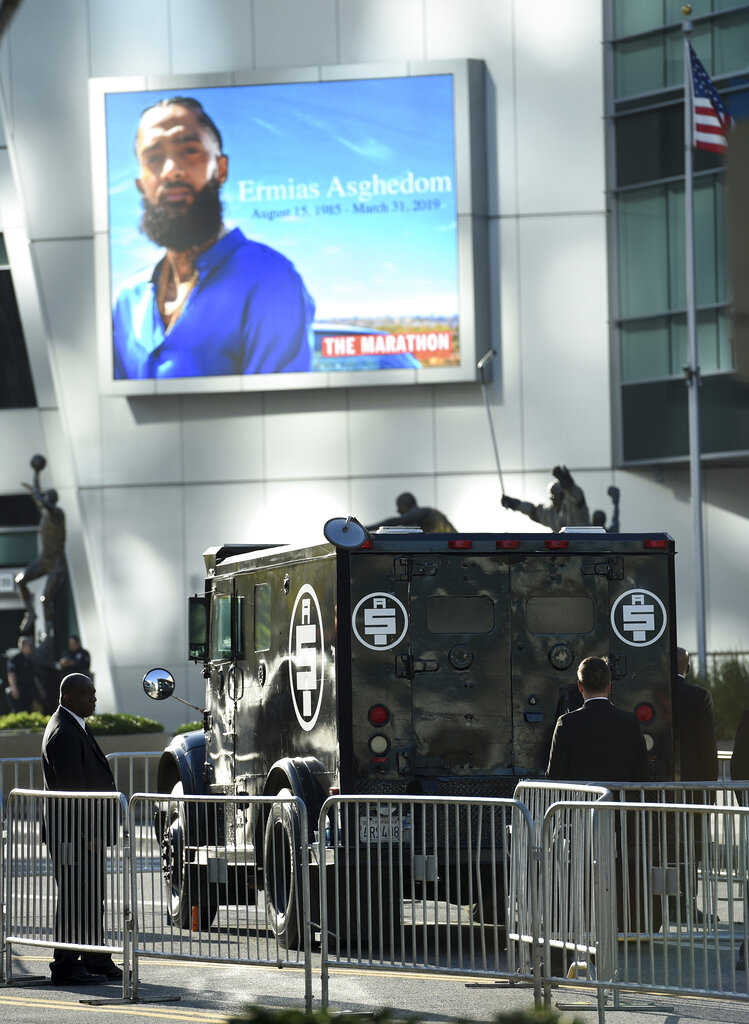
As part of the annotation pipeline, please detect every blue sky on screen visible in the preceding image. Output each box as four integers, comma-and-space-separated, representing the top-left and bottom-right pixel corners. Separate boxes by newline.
106, 75, 459, 321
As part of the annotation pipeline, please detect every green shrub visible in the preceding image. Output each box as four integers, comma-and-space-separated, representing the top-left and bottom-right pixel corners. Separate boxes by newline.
0, 711, 164, 734
694, 654, 749, 743
0, 711, 49, 731
173, 720, 203, 735
223, 1007, 584, 1024
87, 713, 163, 735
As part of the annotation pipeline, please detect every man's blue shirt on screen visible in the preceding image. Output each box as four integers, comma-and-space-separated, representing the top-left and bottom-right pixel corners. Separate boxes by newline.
113, 228, 314, 379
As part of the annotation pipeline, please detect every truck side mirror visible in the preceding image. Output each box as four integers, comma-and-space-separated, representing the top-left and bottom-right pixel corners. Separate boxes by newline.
188, 594, 207, 661
143, 668, 175, 700
323, 516, 372, 550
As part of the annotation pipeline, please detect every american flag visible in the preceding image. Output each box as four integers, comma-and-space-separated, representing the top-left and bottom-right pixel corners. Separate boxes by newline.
689, 43, 734, 153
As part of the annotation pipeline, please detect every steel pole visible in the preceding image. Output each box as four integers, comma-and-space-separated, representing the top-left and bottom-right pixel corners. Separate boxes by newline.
683, 19, 708, 677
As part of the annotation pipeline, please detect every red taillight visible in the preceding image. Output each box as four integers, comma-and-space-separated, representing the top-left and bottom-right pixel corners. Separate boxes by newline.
497, 539, 520, 549
368, 704, 390, 726
449, 539, 472, 549
644, 539, 669, 549
360, 539, 374, 549
370, 756, 389, 764
545, 539, 569, 550
635, 702, 655, 724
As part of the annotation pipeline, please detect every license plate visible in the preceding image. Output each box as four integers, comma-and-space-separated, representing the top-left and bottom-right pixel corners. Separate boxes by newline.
359, 815, 410, 843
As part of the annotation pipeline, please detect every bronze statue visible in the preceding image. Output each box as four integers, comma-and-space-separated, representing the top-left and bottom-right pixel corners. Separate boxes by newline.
501, 465, 590, 533
369, 492, 456, 533
15, 454, 66, 637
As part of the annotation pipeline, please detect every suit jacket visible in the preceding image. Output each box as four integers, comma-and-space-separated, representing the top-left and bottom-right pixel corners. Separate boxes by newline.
675, 675, 718, 782
731, 710, 749, 782
546, 698, 649, 784
41, 707, 117, 846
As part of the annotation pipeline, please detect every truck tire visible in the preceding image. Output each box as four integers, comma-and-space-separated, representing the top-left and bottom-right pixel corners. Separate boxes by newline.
263, 789, 302, 948
162, 782, 218, 930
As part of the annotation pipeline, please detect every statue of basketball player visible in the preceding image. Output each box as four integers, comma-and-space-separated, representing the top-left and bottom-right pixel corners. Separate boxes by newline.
501, 465, 590, 533
15, 454, 66, 637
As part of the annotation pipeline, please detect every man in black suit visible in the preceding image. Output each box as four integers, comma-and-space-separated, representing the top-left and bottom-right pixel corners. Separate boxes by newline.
674, 646, 718, 923
546, 657, 651, 939
546, 656, 649, 784
41, 673, 122, 986
675, 646, 718, 783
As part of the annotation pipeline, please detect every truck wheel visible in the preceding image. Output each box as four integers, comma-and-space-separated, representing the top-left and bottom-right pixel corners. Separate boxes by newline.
264, 789, 301, 948
161, 782, 217, 929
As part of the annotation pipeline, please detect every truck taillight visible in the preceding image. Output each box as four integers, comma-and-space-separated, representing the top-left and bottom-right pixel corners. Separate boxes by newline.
545, 539, 569, 550
635, 702, 655, 724
644, 539, 668, 549
497, 539, 519, 549
369, 735, 390, 755
368, 704, 390, 726
448, 539, 472, 549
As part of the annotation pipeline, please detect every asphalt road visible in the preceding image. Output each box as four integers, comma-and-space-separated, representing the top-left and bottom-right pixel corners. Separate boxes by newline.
3, 946, 749, 1024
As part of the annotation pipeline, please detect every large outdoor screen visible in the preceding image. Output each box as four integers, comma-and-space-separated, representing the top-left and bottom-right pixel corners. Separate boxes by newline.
90, 62, 488, 394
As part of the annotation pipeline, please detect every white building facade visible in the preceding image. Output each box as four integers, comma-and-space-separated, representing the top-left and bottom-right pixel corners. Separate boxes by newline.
0, 0, 746, 728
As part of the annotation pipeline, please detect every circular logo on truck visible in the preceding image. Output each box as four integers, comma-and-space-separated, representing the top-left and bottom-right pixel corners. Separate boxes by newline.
288, 584, 325, 731
610, 589, 667, 648
351, 592, 408, 651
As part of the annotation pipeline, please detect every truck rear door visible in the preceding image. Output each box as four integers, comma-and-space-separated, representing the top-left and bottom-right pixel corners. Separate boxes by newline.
401, 553, 514, 784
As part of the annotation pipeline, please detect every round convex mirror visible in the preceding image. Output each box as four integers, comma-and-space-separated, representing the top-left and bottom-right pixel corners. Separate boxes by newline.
323, 516, 371, 550
143, 668, 175, 701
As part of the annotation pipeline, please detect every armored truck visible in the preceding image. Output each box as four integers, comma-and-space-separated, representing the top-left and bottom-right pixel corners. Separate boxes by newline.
147, 525, 677, 938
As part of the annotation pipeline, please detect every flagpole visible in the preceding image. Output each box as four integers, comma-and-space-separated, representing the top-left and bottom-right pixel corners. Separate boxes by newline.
682, 11, 708, 678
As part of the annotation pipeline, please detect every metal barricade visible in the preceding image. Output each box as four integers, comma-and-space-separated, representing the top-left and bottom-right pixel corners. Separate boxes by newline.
0, 758, 44, 807
540, 800, 617, 1016
4, 788, 130, 995
719, 751, 732, 783
509, 781, 611, 978
128, 792, 312, 1009
105, 752, 162, 803
541, 799, 749, 1021
318, 795, 537, 1008
0, 791, 4, 984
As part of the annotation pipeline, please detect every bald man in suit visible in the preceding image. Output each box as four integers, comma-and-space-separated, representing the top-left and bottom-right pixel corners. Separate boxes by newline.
546, 656, 649, 784
41, 673, 122, 986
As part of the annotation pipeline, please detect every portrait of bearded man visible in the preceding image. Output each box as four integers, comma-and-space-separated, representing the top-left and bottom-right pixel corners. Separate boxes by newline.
112, 95, 315, 379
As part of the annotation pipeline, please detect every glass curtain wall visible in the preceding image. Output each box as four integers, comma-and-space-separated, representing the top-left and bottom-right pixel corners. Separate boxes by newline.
607, 1, 749, 461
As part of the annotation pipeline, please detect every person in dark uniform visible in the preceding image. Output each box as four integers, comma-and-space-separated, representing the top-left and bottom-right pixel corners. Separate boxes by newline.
731, 709, 749, 970
673, 646, 718, 923
59, 635, 91, 676
676, 646, 718, 783
547, 656, 651, 938
369, 491, 456, 533
41, 673, 122, 985
546, 656, 648, 784
7, 636, 40, 712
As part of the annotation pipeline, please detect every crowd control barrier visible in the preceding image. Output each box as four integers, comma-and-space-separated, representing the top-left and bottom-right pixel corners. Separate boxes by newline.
509, 780, 611, 983
317, 795, 538, 1008
0, 759, 44, 807
539, 799, 749, 1021
3, 788, 130, 996
128, 792, 312, 1009
106, 752, 162, 802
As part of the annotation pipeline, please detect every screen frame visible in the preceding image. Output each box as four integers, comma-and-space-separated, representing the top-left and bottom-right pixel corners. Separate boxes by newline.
89, 59, 489, 396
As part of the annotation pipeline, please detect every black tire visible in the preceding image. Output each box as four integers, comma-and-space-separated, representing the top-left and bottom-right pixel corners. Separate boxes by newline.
264, 789, 302, 948
161, 782, 217, 930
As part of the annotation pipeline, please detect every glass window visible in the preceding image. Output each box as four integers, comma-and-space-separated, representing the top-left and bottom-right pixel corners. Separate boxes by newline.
667, 182, 685, 310
616, 105, 683, 187
0, 270, 36, 409
618, 186, 669, 318
210, 593, 232, 661
718, 308, 733, 369
526, 596, 594, 635
613, 0, 665, 38
615, 36, 664, 99
714, 11, 749, 75
670, 310, 722, 374
0, 530, 37, 567
621, 317, 670, 382
254, 582, 271, 652
426, 595, 494, 634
